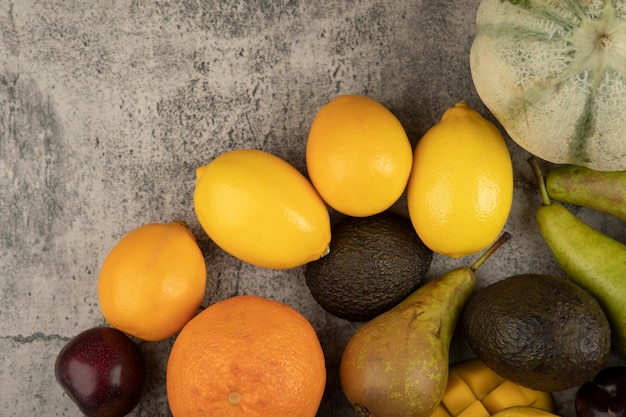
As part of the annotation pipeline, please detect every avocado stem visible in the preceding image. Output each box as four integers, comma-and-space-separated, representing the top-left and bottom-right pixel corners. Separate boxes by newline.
527, 157, 552, 206
469, 232, 511, 272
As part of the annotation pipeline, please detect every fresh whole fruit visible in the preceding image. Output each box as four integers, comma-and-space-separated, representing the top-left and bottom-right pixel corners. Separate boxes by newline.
462, 273, 611, 392
305, 211, 433, 321
194, 148, 331, 269
546, 165, 626, 221
470, 0, 626, 171
340, 232, 509, 417
530, 157, 626, 355
305, 94, 413, 217
166, 295, 326, 417
406, 101, 513, 258
576, 366, 626, 417
55, 327, 147, 417
431, 358, 554, 417
98, 220, 207, 341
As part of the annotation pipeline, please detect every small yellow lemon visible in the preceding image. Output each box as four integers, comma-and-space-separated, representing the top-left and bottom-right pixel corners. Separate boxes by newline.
194, 148, 331, 270
407, 102, 513, 258
98, 220, 207, 342
306, 94, 413, 217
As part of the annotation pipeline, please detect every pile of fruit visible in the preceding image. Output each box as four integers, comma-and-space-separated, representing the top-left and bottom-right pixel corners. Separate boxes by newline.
53, 0, 626, 416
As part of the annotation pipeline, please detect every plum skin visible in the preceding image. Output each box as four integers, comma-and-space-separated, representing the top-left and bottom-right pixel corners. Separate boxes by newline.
576, 366, 626, 417
54, 327, 147, 417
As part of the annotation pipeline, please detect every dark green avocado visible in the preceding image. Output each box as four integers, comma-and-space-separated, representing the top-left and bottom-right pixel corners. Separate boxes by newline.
462, 274, 611, 392
305, 211, 432, 322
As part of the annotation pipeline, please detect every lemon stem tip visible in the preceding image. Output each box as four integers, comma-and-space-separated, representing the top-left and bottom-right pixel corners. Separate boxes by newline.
173, 219, 190, 229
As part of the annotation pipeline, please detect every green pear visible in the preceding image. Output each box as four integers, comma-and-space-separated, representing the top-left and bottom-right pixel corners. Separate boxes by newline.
546, 164, 626, 221
339, 233, 509, 417
530, 157, 626, 355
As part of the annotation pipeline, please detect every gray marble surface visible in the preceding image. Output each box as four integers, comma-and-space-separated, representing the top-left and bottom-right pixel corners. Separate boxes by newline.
2, 1, 626, 416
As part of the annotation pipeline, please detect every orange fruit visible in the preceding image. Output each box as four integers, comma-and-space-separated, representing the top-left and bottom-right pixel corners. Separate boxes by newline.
407, 102, 513, 258
194, 148, 331, 270
166, 295, 327, 417
306, 94, 413, 217
98, 221, 207, 341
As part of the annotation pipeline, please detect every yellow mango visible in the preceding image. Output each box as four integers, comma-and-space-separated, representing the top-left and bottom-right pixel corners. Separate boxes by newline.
491, 407, 562, 417
431, 359, 555, 417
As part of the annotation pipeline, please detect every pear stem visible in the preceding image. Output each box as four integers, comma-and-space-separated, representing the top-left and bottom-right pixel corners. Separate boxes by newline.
469, 232, 511, 272
527, 157, 552, 206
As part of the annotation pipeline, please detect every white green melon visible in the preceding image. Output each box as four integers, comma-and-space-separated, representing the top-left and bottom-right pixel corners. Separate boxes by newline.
470, 0, 626, 171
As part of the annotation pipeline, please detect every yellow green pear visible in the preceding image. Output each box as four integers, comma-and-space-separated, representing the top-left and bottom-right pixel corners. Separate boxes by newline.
546, 164, 626, 221
530, 158, 626, 355
339, 233, 510, 417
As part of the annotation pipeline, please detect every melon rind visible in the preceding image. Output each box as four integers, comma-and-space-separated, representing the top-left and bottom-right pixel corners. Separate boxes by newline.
470, 0, 626, 171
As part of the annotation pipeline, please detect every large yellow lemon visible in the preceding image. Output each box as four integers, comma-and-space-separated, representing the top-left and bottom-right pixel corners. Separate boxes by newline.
194, 149, 331, 269
306, 94, 413, 217
407, 102, 513, 258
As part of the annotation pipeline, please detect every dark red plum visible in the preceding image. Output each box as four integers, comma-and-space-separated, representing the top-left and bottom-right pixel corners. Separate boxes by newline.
55, 327, 147, 417
576, 366, 626, 417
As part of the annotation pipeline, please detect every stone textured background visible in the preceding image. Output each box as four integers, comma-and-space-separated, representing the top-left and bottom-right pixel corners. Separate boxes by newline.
1, 1, 625, 416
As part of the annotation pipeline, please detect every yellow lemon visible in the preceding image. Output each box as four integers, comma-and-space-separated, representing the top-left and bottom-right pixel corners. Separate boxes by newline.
306, 94, 413, 217
407, 102, 513, 258
194, 149, 331, 270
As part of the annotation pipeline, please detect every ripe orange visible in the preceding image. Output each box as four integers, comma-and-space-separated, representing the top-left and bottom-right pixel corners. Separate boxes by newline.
194, 148, 331, 270
166, 295, 327, 417
98, 221, 207, 341
306, 94, 413, 217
